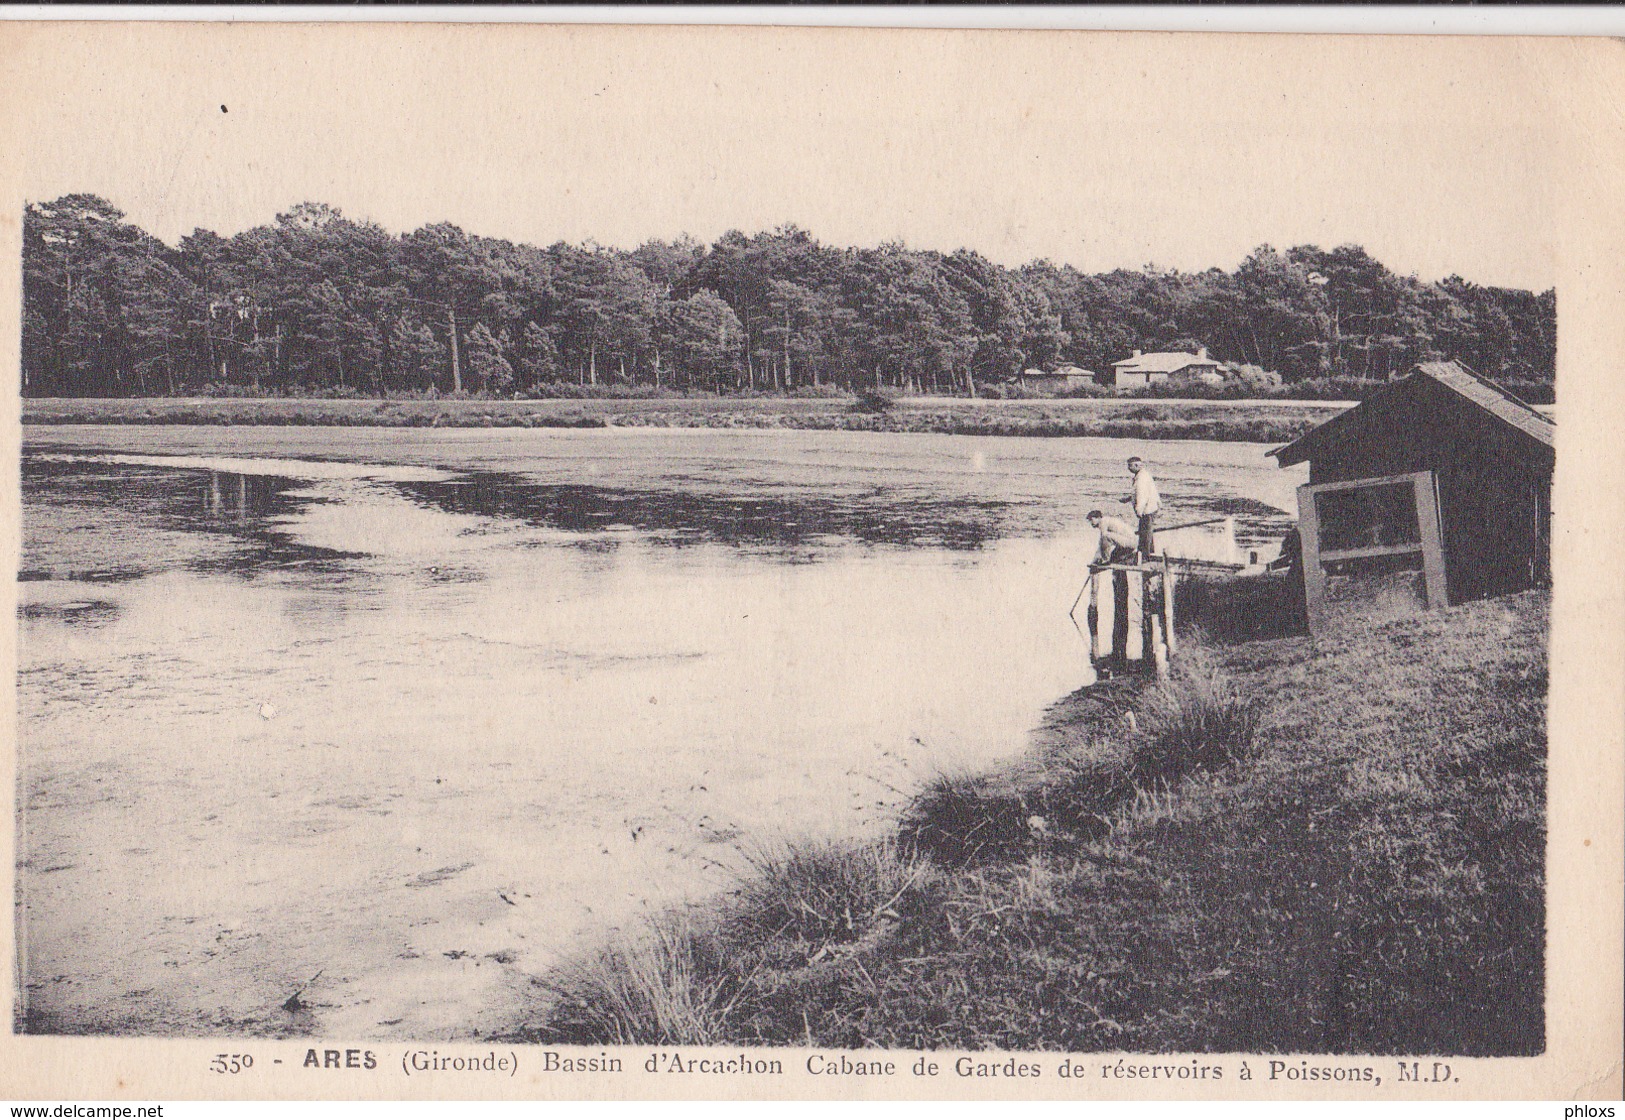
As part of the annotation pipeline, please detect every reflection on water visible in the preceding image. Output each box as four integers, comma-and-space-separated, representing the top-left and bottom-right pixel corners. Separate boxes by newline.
395, 472, 1008, 552
16, 432, 1303, 1040
20, 457, 358, 583
200, 469, 282, 522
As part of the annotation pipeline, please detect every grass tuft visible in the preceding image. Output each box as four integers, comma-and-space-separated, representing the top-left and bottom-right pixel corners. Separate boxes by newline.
541, 911, 732, 1046
898, 770, 1036, 866
534, 838, 936, 1046
1131, 646, 1264, 780
852, 387, 903, 414
729, 839, 935, 945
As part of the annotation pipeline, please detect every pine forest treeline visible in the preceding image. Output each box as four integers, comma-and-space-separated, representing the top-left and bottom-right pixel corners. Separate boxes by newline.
21, 195, 1557, 399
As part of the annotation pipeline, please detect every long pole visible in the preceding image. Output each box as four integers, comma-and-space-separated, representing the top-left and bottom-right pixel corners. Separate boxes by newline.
1069, 569, 1096, 651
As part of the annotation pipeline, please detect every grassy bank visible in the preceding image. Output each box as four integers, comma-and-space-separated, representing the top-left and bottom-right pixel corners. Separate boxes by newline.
21, 396, 1326, 444
527, 582, 1547, 1054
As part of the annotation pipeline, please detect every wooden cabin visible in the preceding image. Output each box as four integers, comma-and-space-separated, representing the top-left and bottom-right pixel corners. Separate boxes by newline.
1270, 360, 1554, 631
1018, 365, 1095, 393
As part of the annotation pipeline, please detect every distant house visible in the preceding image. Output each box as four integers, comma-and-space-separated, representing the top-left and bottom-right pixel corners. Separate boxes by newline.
1271, 360, 1554, 632
1108, 347, 1226, 388
1018, 364, 1096, 393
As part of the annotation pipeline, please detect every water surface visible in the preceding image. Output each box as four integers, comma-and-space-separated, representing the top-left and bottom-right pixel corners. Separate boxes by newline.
17, 426, 1304, 1038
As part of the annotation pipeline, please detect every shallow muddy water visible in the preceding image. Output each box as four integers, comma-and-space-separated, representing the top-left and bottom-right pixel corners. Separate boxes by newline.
16, 426, 1304, 1039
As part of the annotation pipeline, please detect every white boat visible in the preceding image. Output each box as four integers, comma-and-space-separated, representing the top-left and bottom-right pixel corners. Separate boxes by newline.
1153, 515, 1243, 568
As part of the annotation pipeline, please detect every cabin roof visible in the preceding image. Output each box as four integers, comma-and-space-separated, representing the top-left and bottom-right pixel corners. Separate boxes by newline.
1112, 350, 1223, 372
1023, 366, 1092, 378
1270, 360, 1554, 468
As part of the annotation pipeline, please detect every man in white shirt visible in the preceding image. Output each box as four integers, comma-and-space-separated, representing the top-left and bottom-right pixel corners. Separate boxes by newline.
1127, 456, 1160, 558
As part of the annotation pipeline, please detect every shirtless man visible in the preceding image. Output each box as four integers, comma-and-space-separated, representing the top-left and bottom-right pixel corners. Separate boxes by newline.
1087, 509, 1139, 565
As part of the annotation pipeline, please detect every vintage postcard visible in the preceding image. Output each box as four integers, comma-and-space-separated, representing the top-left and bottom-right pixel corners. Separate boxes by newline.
1, 19, 1621, 1103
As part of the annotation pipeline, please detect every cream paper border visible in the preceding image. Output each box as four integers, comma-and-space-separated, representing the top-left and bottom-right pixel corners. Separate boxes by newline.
0, 21, 1620, 1103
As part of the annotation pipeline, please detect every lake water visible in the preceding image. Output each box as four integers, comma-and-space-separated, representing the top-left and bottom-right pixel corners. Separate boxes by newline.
15, 426, 1305, 1039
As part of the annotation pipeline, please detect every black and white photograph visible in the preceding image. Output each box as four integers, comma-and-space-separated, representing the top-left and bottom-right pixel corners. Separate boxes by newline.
3, 18, 1621, 1102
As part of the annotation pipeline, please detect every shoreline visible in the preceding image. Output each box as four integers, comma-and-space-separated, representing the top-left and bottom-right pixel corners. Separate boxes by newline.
21, 397, 1333, 444
527, 582, 1548, 1053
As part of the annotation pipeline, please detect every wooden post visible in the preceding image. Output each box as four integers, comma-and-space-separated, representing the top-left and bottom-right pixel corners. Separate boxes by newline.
1125, 569, 1144, 662
1162, 561, 1178, 657
1296, 481, 1327, 633
1415, 473, 1448, 609
1094, 567, 1116, 661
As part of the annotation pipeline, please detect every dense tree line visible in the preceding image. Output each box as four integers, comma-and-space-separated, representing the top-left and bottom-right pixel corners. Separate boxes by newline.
21, 195, 1556, 398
